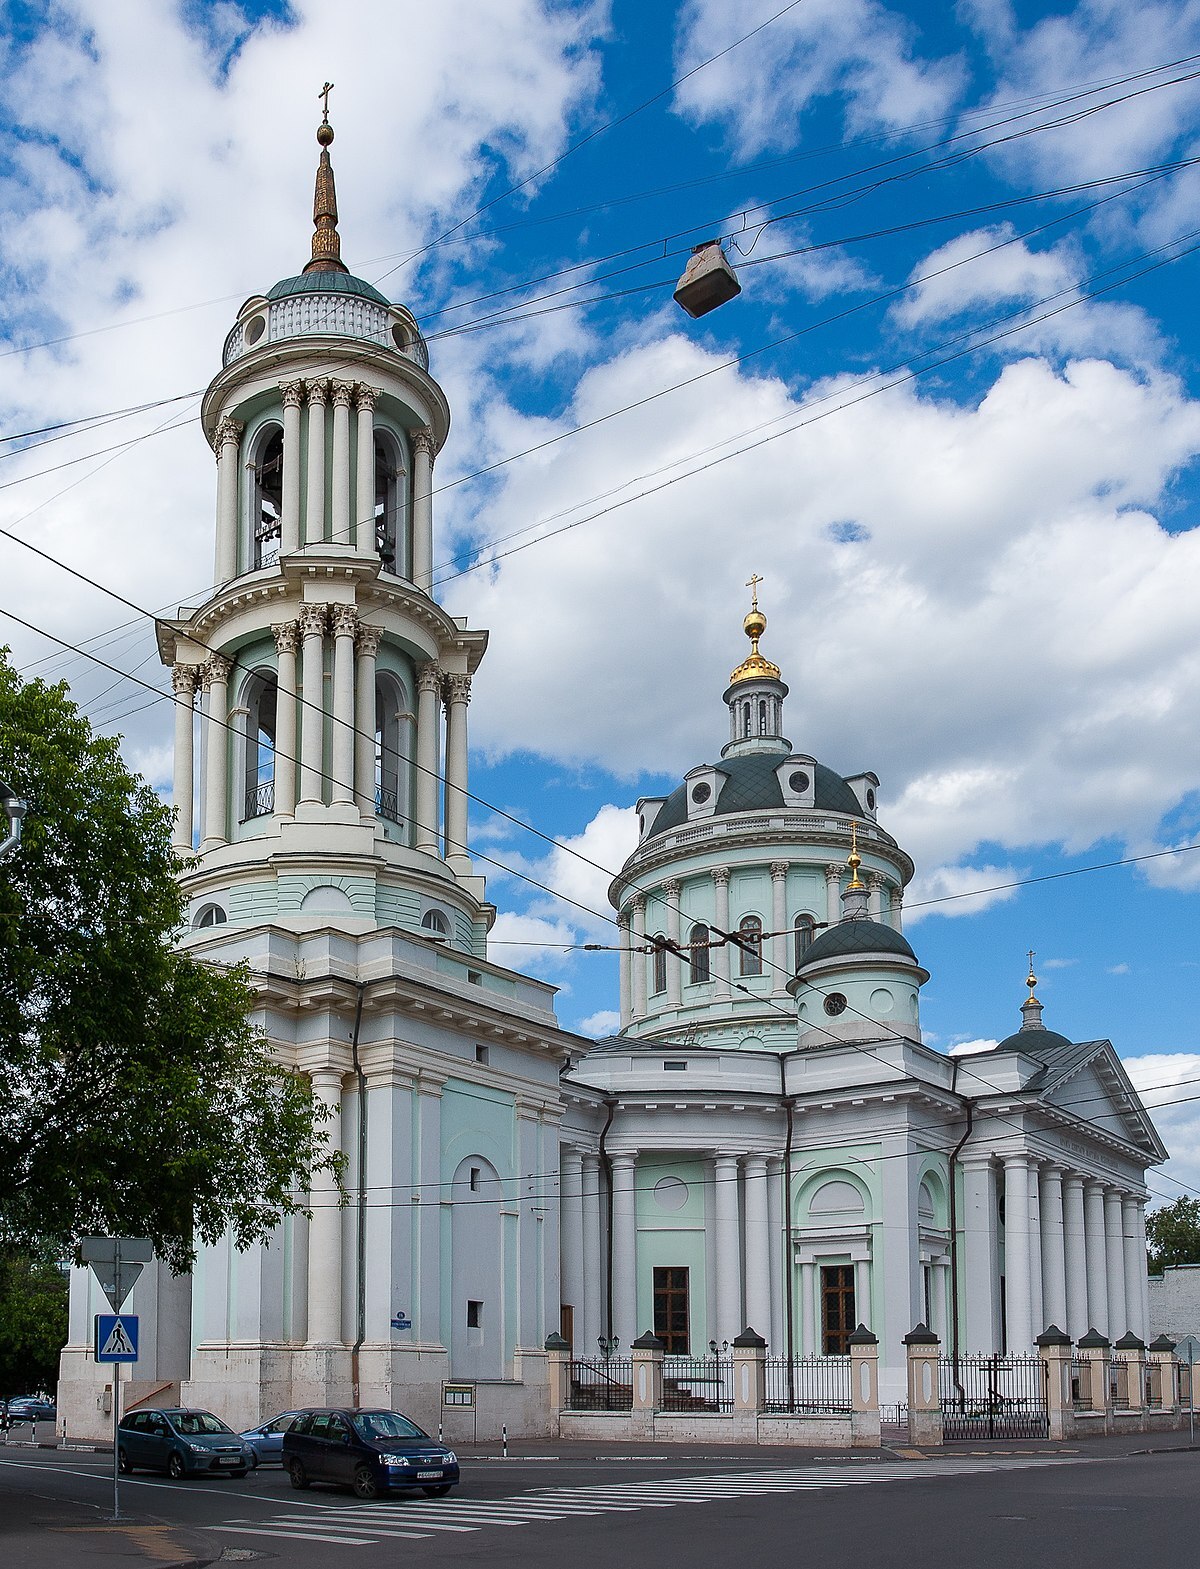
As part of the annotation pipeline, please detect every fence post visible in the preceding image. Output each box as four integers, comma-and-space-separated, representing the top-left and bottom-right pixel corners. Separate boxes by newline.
544, 1332, 571, 1428
1077, 1329, 1112, 1433
1148, 1335, 1177, 1418
1113, 1332, 1145, 1426
630, 1331, 664, 1439
731, 1327, 766, 1439
848, 1323, 881, 1447
903, 1323, 943, 1447
1036, 1325, 1074, 1441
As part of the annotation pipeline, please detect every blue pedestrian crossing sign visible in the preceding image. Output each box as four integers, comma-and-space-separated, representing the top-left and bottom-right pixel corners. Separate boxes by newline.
94, 1314, 139, 1363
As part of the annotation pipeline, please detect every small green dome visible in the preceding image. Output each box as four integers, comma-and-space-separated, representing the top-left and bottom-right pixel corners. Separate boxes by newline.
799, 918, 917, 968
991, 1027, 1075, 1055
267, 271, 390, 307
645, 754, 867, 842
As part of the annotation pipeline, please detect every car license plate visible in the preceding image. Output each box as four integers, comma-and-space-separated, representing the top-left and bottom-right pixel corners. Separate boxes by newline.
218, 1457, 239, 1466
417, 1470, 442, 1479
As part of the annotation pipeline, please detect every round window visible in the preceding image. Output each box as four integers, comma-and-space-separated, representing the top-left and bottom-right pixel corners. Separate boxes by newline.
866, 788, 876, 810
788, 770, 810, 793
391, 323, 411, 352
244, 314, 266, 346
691, 782, 711, 804
823, 992, 848, 1017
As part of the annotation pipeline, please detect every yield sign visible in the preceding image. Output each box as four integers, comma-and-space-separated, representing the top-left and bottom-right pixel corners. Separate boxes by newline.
80, 1236, 153, 1312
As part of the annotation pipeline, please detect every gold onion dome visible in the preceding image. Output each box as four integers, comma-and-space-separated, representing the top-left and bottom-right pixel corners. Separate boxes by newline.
728, 577, 782, 685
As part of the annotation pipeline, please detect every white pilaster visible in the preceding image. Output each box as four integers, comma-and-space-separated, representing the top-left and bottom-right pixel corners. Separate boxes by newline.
1040, 1165, 1067, 1331
1105, 1188, 1128, 1338
962, 1154, 1000, 1353
1003, 1155, 1032, 1352
280, 383, 303, 555
200, 654, 231, 849
770, 861, 788, 994
330, 605, 357, 805
712, 867, 731, 994
304, 380, 327, 545
855, 1258, 872, 1333
713, 1153, 743, 1343
610, 1153, 637, 1347
1063, 1173, 1088, 1341
170, 665, 198, 854
272, 621, 299, 817
743, 1155, 771, 1339
617, 911, 632, 1026
561, 1151, 585, 1347
330, 381, 353, 547
213, 418, 242, 585
354, 384, 377, 553
443, 672, 472, 875
354, 624, 380, 814
307, 1068, 345, 1344
767, 1156, 784, 1353
414, 662, 441, 854
801, 1260, 816, 1356
411, 427, 435, 592
664, 879, 682, 1008
630, 897, 647, 1020
825, 863, 842, 928
1084, 1179, 1109, 1336
297, 604, 326, 805
581, 1154, 603, 1353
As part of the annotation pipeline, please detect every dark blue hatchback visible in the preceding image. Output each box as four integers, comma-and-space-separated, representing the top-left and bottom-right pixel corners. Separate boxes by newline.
282, 1408, 459, 1500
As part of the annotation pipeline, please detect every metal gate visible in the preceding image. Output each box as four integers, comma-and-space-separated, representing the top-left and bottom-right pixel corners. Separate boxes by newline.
939, 1354, 1049, 1440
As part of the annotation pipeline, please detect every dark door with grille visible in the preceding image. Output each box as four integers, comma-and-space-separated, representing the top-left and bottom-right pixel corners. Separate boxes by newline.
940, 1354, 1049, 1439
653, 1267, 690, 1354
821, 1265, 856, 1355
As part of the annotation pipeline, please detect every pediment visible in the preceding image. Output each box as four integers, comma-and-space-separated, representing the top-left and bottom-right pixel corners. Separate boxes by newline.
1038, 1040, 1167, 1161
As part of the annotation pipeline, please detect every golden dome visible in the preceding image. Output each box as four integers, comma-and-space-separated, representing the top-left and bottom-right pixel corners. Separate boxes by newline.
729, 582, 781, 685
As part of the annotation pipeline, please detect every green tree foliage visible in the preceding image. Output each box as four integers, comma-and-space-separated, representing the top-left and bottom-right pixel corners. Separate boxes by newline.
1146, 1197, 1200, 1274
0, 1241, 69, 1397
0, 653, 328, 1272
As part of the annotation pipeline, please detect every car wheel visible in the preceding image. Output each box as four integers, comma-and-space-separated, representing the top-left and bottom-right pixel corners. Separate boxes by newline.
422, 1485, 453, 1497
352, 1464, 380, 1501
288, 1459, 310, 1490
167, 1452, 187, 1481
117, 1448, 134, 1476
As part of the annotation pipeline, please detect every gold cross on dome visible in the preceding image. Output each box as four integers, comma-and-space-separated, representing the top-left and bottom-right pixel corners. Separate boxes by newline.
1026, 949, 1037, 991
745, 573, 763, 610
319, 81, 335, 121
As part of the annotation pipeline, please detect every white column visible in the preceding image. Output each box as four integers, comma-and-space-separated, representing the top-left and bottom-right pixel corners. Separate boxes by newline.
411, 427, 435, 592
297, 604, 326, 805
414, 662, 441, 853
891, 887, 904, 931
630, 897, 647, 1019
929, 1259, 947, 1341
170, 665, 198, 854
280, 382, 303, 556
825, 863, 842, 927
712, 867, 731, 994
272, 621, 298, 817
770, 861, 788, 994
1003, 1155, 1032, 1352
610, 1153, 637, 1347
581, 1154, 603, 1354
354, 385, 377, 553
962, 1154, 1000, 1353
560, 1151, 585, 1347
200, 654, 231, 849
664, 879, 682, 1008
304, 380, 327, 545
307, 1068, 344, 1345
329, 605, 357, 805
867, 872, 884, 921
743, 1156, 771, 1339
443, 672, 471, 874
1105, 1188, 1128, 1339
213, 417, 243, 585
1063, 1173, 1089, 1341
1136, 1202, 1151, 1346
1040, 1165, 1068, 1332
354, 624, 380, 814
713, 1153, 742, 1343
801, 1260, 817, 1356
617, 911, 632, 1025
855, 1259, 871, 1333
1084, 1179, 1109, 1336
1028, 1164, 1044, 1338
330, 381, 353, 547
767, 1156, 784, 1353
1122, 1196, 1144, 1341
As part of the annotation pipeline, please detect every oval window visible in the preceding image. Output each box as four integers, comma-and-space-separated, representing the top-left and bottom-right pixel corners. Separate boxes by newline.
244, 314, 266, 346
391, 324, 411, 352
823, 992, 848, 1016
866, 788, 876, 810
788, 770, 810, 793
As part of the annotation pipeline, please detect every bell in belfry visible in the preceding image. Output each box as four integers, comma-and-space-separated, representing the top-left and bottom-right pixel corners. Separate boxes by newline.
673, 240, 742, 318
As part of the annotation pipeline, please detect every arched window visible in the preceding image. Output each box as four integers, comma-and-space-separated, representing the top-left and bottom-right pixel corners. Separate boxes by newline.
742, 702, 751, 738
239, 669, 277, 821
193, 903, 227, 929
737, 915, 763, 977
373, 430, 409, 577
249, 424, 283, 570
793, 913, 816, 970
689, 923, 711, 985
758, 698, 768, 734
374, 672, 412, 835
651, 936, 668, 995
422, 909, 450, 940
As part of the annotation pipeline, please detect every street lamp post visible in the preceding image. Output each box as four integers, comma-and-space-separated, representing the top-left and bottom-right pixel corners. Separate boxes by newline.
0, 776, 26, 865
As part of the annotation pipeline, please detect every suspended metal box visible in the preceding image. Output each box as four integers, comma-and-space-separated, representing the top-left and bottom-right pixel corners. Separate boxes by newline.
673, 241, 742, 318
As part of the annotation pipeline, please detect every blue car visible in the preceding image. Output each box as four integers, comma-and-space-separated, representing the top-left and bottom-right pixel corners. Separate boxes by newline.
239, 1411, 302, 1466
5, 1396, 56, 1425
117, 1407, 252, 1479
283, 1408, 459, 1500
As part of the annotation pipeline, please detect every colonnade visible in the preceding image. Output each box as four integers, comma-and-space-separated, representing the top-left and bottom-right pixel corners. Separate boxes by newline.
169, 630, 471, 871
996, 1155, 1149, 1352
211, 382, 437, 591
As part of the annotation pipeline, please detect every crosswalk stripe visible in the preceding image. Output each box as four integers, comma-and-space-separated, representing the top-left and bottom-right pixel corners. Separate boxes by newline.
210, 1526, 381, 1545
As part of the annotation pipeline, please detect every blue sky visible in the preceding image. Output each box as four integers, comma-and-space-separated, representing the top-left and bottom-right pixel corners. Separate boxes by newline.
3, 0, 1200, 1197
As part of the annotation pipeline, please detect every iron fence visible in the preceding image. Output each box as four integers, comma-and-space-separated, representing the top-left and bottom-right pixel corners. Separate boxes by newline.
763, 1356, 852, 1414
939, 1353, 1048, 1439
566, 1358, 633, 1412
243, 780, 274, 821
661, 1356, 733, 1413
376, 786, 403, 826
1071, 1356, 1090, 1409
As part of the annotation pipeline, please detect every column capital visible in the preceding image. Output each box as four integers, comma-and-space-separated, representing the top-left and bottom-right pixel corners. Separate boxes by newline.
711, 864, 730, 888
1040, 1162, 1066, 1182
330, 603, 359, 639
280, 380, 305, 409
1002, 1150, 1031, 1170
200, 653, 232, 690
355, 623, 382, 659
616, 909, 631, 931
609, 1151, 636, 1173
712, 1151, 741, 1171
412, 425, 436, 457
416, 660, 443, 696
866, 871, 884, 890
743, 1153, 769, 1175
629, 894, 646, 914
330, 380, 355, 409
825, 862, 843, 883
272, 619, 301, 656
171, 663, 200, 699
305, 377, 329, 407
1062, 1169, 1086, 1189
297, 602, 328, 638
310, 1067, 345, 1095
959, 1151, 995, 1170
444, 672, 472, 707
663, 877, 681, 897
354, 382, 379, 412
213, 416, 243, 454
770, 860, 789, 882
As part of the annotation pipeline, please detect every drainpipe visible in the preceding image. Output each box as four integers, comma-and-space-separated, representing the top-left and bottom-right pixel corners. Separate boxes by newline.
598, 1097, 618, 1345
946, 1055, 975, 1382
778, 1050, 797, 1407
350, 980, 367, 1409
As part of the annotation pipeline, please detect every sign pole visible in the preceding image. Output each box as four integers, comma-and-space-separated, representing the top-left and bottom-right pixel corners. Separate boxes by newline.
1191, 1347, 1196, 1447
112, 1361, 121, 1521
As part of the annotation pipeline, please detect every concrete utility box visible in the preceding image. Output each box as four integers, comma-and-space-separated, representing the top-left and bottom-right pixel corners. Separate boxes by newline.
673, 241, 741, 318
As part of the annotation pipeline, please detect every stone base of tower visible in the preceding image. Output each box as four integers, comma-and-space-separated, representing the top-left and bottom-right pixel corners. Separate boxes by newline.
182, 1343, 317, 1434
58, 1345, 184, 1442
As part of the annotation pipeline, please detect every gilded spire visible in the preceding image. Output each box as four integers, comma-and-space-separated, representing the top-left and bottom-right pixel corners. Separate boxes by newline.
847, 820, 865, 890
1019, 948, 1045, 1031
303, 82, 349, 276
728, 574, 782, 685
1026, 948, 1038, 1001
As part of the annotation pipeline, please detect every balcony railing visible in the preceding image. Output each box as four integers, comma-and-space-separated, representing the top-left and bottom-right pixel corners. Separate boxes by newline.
376, 786, 403, 826
243, 780, 274, 821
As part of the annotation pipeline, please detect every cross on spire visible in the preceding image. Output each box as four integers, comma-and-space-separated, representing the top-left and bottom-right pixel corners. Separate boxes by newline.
319, 81, 334, 122
745, 573, 763, 611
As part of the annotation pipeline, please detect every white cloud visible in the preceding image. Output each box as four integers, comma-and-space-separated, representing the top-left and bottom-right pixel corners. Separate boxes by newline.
949, 1037, 1000, 1055
893, 226, 1080, 327
1124, 1052, 1200, 1203
1108, 961, 1132, 975
673, 0, 965, 154
487, 911, 578, 973
1041, 957, 1077, 970
577, 1009, 621, 1037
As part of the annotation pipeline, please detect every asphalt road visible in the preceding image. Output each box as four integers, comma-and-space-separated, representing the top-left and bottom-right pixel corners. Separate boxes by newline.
1, 1436, 1196, 1569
